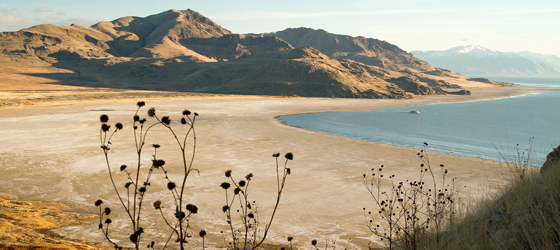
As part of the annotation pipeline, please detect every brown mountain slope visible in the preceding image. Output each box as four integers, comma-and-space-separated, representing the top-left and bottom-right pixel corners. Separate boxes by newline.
17, 46, 453, 99
180, 34, 294, 60
0, 9, 506, 99
92, 9, 232, 57
211, 47, 411, 98
258, 27, 436, 71
0, 9, 292, 61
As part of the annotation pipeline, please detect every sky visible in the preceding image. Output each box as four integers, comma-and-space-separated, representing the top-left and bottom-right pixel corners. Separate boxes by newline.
1, 0, 559, 56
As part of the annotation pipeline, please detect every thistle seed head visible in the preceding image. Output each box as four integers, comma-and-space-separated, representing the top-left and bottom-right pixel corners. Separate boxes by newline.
161, 116, 170, 125
285, 152, 294, 160
130, 234, 138, 243
186, 204, 198, 214
245, 173, 253, 181
152, 159, 165, 168
175, 211, 186, 219
153, 200, 162, 209
221, 182, 231, 190
101, 124, 111, 132
100, 114, 109, 123
148, 108, 156, 117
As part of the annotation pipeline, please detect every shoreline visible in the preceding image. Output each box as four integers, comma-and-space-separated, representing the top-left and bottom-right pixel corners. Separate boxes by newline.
0, 85, 540, 248
273, 85, 551, 166
0, 83, 540, 110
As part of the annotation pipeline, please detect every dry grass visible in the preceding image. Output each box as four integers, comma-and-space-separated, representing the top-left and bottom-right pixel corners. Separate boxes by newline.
412, 159, 560, 250
0, 200, 107, 249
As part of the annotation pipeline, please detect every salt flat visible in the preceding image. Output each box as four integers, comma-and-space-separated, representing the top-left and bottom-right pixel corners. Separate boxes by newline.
0, 88, 529, 248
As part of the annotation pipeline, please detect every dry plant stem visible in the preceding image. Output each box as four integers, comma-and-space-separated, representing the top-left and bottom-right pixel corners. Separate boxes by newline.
254, 157, 289, 249
130, 111, 159, 248
101, 130, 134, 223
224, 186, 237, 249
98, 206, 118, 248
493, 138, 534, 179
229, 175, 251, 248
222, 153, 292, 249
158, 208, 178, 242
224, 174, 253, 249
102, 108, 157, 248
155, 113, 197, 250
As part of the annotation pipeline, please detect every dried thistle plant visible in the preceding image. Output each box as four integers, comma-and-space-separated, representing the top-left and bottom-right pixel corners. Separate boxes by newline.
96, 101, 202, 250
221, 152, 293, 249
363, 144, 460, 250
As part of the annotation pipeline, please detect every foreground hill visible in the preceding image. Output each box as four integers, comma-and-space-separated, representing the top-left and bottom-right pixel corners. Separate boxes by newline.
412, 45, 560, 76
0, 10, 508, 99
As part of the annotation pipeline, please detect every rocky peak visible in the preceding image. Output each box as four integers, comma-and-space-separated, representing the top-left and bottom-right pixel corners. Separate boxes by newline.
541, 146, 560, 173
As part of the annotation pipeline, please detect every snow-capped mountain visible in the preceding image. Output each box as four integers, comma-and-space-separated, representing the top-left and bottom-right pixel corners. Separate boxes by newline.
411, 45, 560, 76
517, 51, 560, 68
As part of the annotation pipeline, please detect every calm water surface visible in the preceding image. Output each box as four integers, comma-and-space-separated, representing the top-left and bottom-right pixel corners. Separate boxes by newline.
279, 77, 560, 166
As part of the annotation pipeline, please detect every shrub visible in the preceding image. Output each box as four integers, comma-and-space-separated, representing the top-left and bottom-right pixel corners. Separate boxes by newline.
363, 144, 460, 250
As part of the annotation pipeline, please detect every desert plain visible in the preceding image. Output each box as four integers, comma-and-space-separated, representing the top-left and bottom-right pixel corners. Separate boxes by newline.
0, 69, 538, 249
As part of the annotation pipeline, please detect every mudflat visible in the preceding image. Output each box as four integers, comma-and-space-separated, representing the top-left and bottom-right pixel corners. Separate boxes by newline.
0, 85, 532, 248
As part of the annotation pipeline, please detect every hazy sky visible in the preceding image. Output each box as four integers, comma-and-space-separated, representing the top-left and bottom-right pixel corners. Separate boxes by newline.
1, 0, 559, 56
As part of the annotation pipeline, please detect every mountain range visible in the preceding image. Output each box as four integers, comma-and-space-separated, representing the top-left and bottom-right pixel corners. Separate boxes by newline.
411, 45, 560, 77
0, 9, 508, 98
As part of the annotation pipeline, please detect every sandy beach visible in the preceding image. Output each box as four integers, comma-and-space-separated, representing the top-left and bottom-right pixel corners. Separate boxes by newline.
0, 86, 534, 249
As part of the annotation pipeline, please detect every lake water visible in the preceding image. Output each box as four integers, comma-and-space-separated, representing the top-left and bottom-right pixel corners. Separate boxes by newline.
279, 77, 560, 166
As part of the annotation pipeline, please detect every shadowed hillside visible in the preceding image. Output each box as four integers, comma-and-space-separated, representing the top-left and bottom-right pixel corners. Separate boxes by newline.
258, 27, 435, 71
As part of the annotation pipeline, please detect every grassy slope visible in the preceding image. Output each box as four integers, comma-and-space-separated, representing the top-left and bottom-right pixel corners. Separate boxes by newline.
416, 157, 560, 250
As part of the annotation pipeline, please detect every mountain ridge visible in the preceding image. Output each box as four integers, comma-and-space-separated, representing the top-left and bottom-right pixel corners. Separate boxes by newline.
0, 9, 508, 99
412, 45, 560, 76
257, 27, 435, 72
